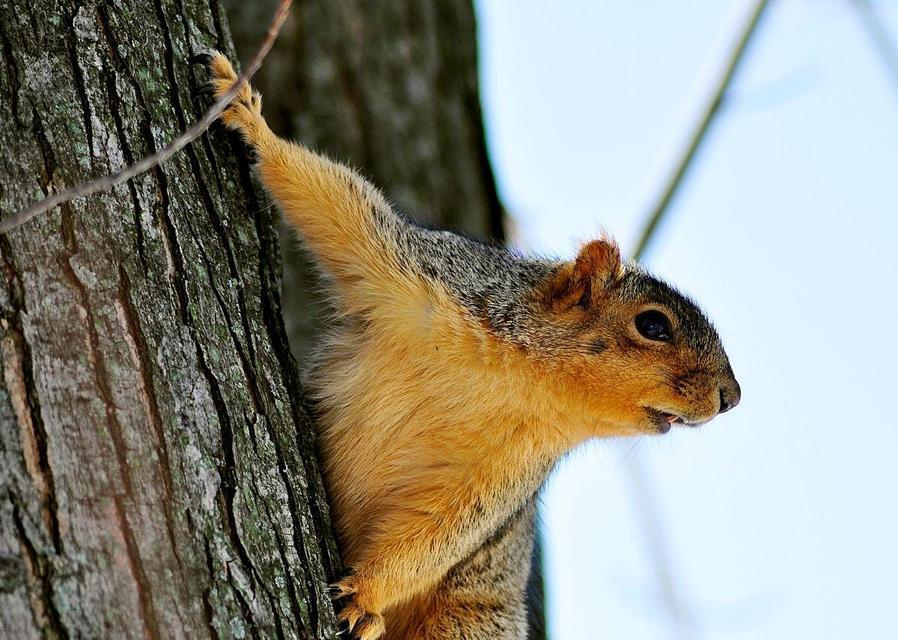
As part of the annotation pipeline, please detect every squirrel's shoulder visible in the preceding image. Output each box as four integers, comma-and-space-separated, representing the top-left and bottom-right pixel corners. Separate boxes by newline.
396, 221, 558, 335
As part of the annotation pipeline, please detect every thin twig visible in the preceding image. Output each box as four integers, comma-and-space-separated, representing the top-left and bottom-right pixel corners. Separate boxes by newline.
622, 3, 772, 638
0, 0, 293, 235
850, 0, 898, 101
625, 456, 693, 640
632, 0, 772, 262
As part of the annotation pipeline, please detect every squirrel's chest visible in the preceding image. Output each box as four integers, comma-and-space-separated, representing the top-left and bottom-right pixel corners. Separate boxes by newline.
317, 305, 559, 501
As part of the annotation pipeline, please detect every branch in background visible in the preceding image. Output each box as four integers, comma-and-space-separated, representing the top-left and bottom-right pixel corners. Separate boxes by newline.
623, 2, 772, 638
626, 456, 694, 639
632, 0, 772, 262
0, 0, 293, 235
850, 0, 898, 101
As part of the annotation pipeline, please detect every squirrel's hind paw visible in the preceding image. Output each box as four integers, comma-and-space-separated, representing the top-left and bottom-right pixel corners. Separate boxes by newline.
337, 600, 385, 640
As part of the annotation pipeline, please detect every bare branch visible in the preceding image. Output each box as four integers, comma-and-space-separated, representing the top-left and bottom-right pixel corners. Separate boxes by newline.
632, 0, 772, 262
621, 3, 772, 638
0, 0, 293, 235
625, 455, 694, 639
849, 0, 898, 101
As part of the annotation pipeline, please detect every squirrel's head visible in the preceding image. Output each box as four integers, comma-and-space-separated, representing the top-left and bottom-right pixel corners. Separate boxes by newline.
535, 237, 740, 437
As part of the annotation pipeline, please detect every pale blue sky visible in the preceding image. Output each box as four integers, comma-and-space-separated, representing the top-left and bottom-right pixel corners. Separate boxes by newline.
476, 1, 898, 638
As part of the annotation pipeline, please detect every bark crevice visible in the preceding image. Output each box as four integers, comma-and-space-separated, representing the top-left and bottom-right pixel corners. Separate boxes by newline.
0, 20, 23, 127
115, 268, 184, 572
10, 498, 68, 640
63, 0, 96, 170
113, 495, 163, 640
0, 240, 63, 556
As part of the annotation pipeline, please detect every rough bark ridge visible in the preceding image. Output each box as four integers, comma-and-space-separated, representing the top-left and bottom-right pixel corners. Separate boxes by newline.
0, 1, 339, 639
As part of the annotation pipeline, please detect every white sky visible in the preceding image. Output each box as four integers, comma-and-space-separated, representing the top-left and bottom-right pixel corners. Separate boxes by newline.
476, 1, 898, 638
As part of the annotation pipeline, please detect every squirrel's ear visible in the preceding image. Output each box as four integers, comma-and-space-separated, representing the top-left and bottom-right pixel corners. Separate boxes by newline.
542, 238, 622, 311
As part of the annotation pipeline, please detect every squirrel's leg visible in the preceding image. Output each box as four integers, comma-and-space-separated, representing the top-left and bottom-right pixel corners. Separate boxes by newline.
386, 500, 537, 640
330, 499, 537, 640
199, 52, 414, 311
327, 497, 531, 639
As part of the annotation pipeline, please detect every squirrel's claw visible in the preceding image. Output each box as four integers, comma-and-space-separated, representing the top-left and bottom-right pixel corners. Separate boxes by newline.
187, 51, 214, 66
328, 579, 358, 600
336, 602, 384, 640
191, 83, 217, 99
349, 613, 386, 640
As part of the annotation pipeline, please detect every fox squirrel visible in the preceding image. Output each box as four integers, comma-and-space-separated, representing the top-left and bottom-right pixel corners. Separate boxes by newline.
193, 52, 741, 640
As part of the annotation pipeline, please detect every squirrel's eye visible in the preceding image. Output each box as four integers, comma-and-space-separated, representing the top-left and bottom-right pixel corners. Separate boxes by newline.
635, 310, 673, 342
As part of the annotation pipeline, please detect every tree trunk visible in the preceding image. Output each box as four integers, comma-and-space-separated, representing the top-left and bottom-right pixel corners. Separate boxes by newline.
225, 3, 545, 638
0, 1, 339, 639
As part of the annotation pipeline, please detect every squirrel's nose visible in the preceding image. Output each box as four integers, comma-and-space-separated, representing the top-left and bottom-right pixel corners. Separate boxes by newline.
718, 380, 741, 414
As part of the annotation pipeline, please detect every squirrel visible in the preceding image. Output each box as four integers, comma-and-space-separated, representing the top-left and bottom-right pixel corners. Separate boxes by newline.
193, 51, 741, 640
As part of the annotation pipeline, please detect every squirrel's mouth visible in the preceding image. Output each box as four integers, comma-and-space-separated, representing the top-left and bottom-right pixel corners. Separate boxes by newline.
645, 408, 688, 433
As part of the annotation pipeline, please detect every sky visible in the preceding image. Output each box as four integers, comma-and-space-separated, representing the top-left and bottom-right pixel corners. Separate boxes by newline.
475, 1, 898, 638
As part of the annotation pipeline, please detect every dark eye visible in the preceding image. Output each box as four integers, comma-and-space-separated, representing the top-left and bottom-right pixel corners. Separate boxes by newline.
635, 310, 673, 342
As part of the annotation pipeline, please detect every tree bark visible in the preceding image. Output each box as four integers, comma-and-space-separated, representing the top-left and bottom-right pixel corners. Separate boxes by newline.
225, 3, 544, 638
0, 1, 339, 639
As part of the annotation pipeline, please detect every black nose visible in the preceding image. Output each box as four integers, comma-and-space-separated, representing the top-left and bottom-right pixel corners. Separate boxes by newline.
718, 381, 741, 414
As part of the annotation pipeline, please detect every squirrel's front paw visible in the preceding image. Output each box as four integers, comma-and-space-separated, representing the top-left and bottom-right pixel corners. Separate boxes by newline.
189, 50, 263, 136
331, 576, 386, 640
